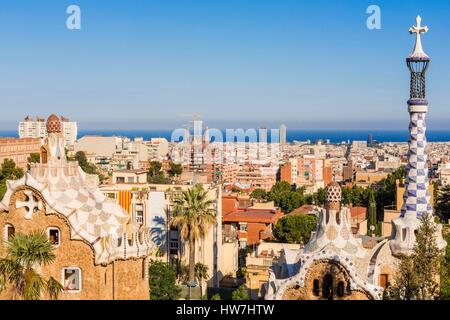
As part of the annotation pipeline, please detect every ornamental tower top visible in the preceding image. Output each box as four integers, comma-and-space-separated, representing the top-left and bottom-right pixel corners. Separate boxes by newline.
407, 16, 430, 105
408, 15, 429, 60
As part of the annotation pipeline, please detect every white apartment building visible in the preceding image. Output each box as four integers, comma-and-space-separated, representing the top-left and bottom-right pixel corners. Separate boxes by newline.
19, 115, 78, 146
145, 138, 169, 161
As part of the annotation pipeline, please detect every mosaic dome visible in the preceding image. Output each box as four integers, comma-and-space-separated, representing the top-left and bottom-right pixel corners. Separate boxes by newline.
46, 114, 62, 134
326, 182, 341, 210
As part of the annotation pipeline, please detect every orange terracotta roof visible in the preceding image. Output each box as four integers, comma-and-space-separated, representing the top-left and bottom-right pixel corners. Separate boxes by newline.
223, 208, 283, 223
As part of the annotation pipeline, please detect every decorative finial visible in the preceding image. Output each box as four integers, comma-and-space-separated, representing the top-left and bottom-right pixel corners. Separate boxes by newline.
409, 15, 429, 59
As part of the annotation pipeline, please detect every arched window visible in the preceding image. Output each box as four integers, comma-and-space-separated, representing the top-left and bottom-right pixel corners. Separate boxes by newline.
4, 224, 15, 240
313, 279, 320, 296
40, 146, 48, 164
322, 274, 333, 299
62, 267, 82, 292
47, 227, 61, 247
336, 212, 341, 225
337, 281, 345, 297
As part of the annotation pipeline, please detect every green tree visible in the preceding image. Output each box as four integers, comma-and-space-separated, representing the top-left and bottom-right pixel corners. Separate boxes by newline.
171, 185, 216, 287
250, 188, 267, 201
273, 214, 318, 244
385, 214, 444, 300
168, 161, 183, 177
148, 161, 171, 184
0, 159, 24, 200
231, 285, 249, 300
267, 181, 304, 213
148, 161, 163, 177
0, 231, 63, 300
26, 153, 40, 170
73, 151, 106, 183
439, 228, 450, 300
194, 263, 209, 298
148, 260, 181, 300
435, 186, 450, 223
211, 293, 221, 300
313, 188, 327, 206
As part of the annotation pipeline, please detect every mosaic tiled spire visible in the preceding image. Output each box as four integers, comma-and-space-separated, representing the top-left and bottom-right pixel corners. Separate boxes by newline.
401, 16, 432, 218
391, 16, 447, 257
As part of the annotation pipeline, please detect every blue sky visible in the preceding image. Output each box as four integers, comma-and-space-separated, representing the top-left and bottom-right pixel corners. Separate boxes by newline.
0, 0, 449, 130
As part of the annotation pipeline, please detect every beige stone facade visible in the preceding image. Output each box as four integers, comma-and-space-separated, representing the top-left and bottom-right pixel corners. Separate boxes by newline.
0, 115, 151, 300
0, 187, 148, 300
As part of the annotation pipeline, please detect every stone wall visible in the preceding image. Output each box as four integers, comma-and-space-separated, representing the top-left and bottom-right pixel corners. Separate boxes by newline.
281, 260, 371, 300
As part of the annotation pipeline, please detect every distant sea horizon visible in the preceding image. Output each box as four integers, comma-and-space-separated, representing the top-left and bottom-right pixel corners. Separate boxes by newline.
3, 129, 450, 143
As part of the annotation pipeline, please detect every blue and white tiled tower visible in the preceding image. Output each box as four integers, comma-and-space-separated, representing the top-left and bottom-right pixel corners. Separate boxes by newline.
390, 16, 447, 256
401, 15, 432, 219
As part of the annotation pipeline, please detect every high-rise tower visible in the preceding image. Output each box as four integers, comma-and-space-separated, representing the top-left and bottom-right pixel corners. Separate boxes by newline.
390, 16, 446, 256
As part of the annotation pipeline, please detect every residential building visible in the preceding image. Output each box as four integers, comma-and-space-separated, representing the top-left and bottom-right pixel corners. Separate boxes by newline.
0, 137, 41, 169
100, 182, 236, 290
280, 124, 287, 145
112, 170, 148, 185
222, 207, 283, 248
19, 115, 77, 147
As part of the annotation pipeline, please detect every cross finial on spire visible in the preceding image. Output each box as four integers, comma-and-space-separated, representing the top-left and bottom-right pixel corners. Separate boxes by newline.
409, 15, 429, 58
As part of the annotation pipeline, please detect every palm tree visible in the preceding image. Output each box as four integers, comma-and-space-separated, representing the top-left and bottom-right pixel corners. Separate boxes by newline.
170, 185, 216, 289
0, 230, 63, 300
195, 263, 209, 299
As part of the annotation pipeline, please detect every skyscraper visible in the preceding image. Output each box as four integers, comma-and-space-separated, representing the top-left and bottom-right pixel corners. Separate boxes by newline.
259, 127, 267, 143
280, 124, 287, 145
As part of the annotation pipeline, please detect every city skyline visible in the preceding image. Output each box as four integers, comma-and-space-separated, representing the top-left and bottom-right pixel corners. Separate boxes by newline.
1, 1, 450, 130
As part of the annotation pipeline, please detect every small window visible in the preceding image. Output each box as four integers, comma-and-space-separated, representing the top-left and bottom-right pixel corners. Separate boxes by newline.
239, 224, 247, 232
47, 227, 61, 247
116, 177, 125, 183
136, 211, 144, 224
402, 228, 407, 241
62, 267, 82, 292
337, 281, 345, 297
380, 274, 389, 289
313, 279, 320, 296
4, 224, 15, 240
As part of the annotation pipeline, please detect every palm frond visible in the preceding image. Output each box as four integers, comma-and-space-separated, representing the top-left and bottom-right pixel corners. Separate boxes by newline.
47, 276, 64, 300
6, 230, 56, 269
23, 268, 45, 300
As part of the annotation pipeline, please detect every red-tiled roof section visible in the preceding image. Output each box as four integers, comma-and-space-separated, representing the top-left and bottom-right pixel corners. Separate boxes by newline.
223, 208, 283, 223
287, 204, 317, 215
350, 206, 367, 221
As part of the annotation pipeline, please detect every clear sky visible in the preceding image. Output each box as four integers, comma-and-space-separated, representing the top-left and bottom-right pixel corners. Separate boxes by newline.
0, 0, 449, 130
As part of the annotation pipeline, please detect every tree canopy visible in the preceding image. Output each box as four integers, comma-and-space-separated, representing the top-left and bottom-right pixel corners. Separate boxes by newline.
0, 230, 63, 300
147, 161, 171, 184
435, 186, 450, 223
231, 285, 249, 300
148, 260, 181, 300
0, 159, 24, 200
384, 214, 444, 300
267, 181, 305, 213
168, 161, 183, 177
273, 214, 318, 244
250, 188, 267, 201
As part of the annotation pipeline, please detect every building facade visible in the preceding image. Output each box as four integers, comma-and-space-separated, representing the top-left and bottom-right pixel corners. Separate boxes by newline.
0, 137, 41, 169
19, 115, 77, 147
1, 115, 152, 300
